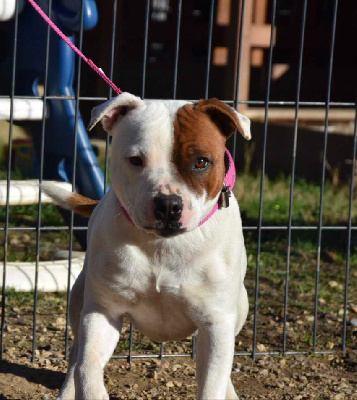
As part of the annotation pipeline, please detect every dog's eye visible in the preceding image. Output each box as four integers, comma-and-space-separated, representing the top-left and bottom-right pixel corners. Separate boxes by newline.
193, 157, 210, 170
128, 156, 143, 167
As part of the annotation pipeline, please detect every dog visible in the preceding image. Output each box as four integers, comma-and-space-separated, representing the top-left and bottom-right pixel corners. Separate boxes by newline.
45, 92, 251, 400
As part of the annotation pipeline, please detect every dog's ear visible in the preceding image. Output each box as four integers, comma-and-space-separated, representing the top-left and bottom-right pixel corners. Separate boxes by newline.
88, 92, 144, 133
195, 98, 251, 140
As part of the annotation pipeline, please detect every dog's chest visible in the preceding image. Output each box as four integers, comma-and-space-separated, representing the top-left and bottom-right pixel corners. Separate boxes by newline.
94, 239, 220, 312
95, 248, 203, 341
87, 214, 240, 340
106, 247, 194, 300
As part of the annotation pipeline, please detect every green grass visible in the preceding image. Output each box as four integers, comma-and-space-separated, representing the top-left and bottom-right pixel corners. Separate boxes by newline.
235, 173, 356, 226
0, 170, 24, 180
0, 204, 64, 228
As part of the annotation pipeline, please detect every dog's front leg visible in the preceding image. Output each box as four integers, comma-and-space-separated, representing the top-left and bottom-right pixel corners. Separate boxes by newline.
74, 304, 122, 400
196, 320, 236, 400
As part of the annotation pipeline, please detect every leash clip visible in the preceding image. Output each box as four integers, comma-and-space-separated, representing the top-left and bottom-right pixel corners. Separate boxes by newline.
219, 183, 231, 209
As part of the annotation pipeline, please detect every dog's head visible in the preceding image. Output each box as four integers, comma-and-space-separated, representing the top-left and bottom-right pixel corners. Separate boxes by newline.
89, 93, 251, 238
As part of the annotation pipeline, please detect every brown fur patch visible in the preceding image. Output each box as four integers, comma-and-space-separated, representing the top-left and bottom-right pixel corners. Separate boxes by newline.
67, 193, 99, 218
195, 98, 251, 140
173, 103, 227, 199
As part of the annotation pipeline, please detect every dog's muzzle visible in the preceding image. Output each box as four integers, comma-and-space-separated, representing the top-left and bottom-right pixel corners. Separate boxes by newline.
153, 193, 185, 237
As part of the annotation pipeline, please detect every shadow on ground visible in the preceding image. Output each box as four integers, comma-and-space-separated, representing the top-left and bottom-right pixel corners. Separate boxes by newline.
0, 359, 65, 389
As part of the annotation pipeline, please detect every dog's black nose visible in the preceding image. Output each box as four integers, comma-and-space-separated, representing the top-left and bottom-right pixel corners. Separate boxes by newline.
154, 193, 183, 227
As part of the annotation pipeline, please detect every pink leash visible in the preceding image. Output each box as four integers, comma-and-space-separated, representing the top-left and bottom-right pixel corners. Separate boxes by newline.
27, 0, 122, 95
27, 0, 237, 227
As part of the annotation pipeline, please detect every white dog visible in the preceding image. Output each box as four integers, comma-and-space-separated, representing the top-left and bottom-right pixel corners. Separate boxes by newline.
45, 93, 251, 400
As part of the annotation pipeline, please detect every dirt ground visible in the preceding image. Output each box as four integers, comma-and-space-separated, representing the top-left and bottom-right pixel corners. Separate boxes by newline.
1, 233, 356, 399
1, 350, 357, 399
1, 275, 357, 400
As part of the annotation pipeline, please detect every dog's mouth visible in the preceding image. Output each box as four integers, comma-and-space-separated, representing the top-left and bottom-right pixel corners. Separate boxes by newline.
143, 223, 187, 238
155, 227, 187, 238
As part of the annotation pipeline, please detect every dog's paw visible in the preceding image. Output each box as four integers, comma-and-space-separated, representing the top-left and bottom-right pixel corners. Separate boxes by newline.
226, 379, 239, 400
228, 393, 239, 399
94, 390, 109, 400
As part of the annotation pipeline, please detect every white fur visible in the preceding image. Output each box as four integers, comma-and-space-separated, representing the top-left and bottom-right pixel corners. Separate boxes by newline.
42, 181, 73, 210
233, 110, 251, 140
56, 95, 250, 400
88, 92, 144, 131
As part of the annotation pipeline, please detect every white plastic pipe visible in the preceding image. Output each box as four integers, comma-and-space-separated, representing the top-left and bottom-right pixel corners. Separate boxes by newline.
0, 257, 84, 292
0, 180, 72, 206
0, 99, 45, 120
0, 0, 16, 21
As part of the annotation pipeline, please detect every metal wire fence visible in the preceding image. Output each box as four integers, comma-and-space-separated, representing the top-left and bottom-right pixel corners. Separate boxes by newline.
0, 0, 356, 366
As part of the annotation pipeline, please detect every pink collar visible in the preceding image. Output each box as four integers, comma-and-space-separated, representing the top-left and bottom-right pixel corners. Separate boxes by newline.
121, 149, 236, 228
198, 148, 236, 226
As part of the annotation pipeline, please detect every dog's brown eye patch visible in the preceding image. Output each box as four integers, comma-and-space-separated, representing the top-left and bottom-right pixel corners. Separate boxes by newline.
193, 157, 210, 170
173, 104, 226, 199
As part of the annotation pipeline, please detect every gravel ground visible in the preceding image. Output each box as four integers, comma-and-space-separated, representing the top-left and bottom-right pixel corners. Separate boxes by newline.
1, 279, 357, 399
1, 243, 356, 399
1, 350, 357, 399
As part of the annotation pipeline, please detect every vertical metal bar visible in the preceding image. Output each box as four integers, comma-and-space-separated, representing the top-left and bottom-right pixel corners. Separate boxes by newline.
187, 11, 201, 325
342, 106, 357, 350
125, 0, 151, 367
252, 0, 278, 360
282, 0, 308, 355
232, 0, 247, 358
191, 336, 196, 360
141, 0, 151, 99
313, 0, 339, 352
172, 0, 182, 99
204, 0, 215, 99
128, 323, 134, 368
127, 0, 151, 366
32, 0, 53, 362
159, 342, 164, 360
64, 0, 85, 360
104, 129, 110, 196
108, 0, 118, 91
232, 0, 247, 162
233, 0, 247, 105
0, 0, 19, 360
104, 0, 118, 194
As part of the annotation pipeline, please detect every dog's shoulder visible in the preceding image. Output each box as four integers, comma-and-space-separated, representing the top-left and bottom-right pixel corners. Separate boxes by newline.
87, 189, 123, 242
